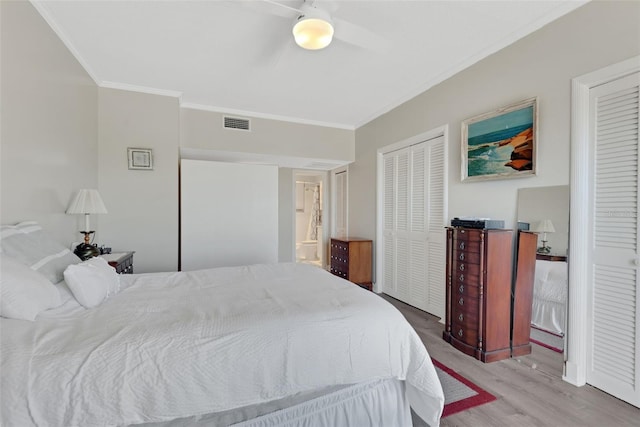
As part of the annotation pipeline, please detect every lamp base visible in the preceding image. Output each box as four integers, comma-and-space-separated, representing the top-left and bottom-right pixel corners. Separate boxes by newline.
537, 245, 551, 255
74, 243, 100, 260
75, 231, 99, 260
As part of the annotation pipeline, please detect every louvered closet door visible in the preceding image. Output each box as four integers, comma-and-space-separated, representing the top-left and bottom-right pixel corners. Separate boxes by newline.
425, 137, 446, 318
588, 71, 640, 407
382, 136, 446, 317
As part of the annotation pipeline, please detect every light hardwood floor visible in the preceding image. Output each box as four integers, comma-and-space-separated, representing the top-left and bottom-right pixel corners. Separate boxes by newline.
382, 294, 640, 427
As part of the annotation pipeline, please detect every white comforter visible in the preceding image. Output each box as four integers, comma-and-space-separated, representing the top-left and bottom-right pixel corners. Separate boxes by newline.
1, 263, 444, 427
531, 260, 568, 335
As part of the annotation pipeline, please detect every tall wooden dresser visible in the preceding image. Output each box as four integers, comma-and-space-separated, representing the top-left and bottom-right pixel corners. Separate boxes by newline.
329, 238, 372, 290
442, 227, 513, 362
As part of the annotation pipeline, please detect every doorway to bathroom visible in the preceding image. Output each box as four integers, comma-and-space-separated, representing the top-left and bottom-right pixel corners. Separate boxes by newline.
294, 171, 326, 268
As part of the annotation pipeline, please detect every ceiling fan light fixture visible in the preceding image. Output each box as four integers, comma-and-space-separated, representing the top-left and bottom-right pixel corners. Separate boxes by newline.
293, 15, 334, 50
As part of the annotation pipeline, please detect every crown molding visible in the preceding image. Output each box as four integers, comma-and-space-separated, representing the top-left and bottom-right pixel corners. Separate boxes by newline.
100, 81, 183, 99
30, 0, 101, 84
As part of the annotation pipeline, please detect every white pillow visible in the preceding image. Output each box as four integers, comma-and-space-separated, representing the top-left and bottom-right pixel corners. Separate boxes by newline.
0, 254, 62, 321
64, 257, 120, 308
0, 221, 80, 284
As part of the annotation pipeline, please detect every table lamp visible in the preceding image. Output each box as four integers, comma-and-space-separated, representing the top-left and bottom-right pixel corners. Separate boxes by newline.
66, 189, 108, 260
531, 219, 555, 254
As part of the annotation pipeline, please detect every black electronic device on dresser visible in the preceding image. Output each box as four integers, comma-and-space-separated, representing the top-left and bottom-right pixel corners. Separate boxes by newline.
450, 217, 505, 230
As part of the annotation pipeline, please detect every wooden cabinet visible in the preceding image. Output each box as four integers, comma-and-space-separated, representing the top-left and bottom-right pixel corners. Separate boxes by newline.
511, 231, 537, 357
330, 238, 372, 290
443, 227, 513, 362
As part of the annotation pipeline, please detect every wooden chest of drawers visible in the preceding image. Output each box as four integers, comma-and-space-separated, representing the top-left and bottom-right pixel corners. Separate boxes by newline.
443, 227, 513, 362
330, 238, 372, 290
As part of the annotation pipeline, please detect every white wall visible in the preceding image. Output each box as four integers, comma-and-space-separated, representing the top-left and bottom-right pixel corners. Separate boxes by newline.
180, 107, 354, 162
98, 88, 180, 273
351, 1, 640, 249
0, 0, 98, 245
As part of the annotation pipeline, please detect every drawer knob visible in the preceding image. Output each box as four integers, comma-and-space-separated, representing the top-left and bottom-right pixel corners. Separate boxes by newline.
459, 242, 465, 250
458, 313, 464, 321
459, 253, 465, 261
459, 285, 464, 293
458, 297, 464, 306
459, 274, 464, 282
459, 264, 465, 271
458, 329, 464, 337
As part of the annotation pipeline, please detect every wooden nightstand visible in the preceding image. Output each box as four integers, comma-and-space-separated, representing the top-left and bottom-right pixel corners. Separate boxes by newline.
330, 238, 372, 290
100, 252, 135, 274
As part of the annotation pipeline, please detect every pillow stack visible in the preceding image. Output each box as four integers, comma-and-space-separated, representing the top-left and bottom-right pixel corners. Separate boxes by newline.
0, 221, 120, 319
0, 254, 62, 321
0, 221, 81, 284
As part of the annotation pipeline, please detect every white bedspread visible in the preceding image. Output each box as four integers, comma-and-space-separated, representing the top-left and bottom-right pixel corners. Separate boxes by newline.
531, 260, 568, 335
1, 263, 444, 427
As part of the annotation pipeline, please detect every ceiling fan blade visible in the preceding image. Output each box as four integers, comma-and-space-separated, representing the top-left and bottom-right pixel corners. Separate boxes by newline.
236, 0, 299, 20
332, 17, 391, 53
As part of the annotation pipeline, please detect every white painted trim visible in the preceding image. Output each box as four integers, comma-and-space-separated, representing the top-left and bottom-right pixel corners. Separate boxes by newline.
100, 81, 183, 99
566, 55, 640, 387
181, 103, 355, 131
330, 166, 349, 240
375, 125, 449, 294
293, 170, 329, 268
30, 0, 101, 84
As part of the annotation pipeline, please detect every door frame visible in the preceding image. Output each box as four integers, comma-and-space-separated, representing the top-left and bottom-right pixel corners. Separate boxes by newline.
292, 169, 329, 268
566, 55, 640, 387
330, 165, 349, 239
375, 124, 449, 294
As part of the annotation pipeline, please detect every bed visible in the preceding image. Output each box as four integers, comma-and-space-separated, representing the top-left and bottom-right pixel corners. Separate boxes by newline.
531, 257, 568, 336
1, 222, 444, 427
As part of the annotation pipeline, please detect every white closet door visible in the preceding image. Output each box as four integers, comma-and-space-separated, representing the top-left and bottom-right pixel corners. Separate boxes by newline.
425, 136, 446, 318
181, 159, 278, 271
588, 71, 640, 407
382, 136, 445, 315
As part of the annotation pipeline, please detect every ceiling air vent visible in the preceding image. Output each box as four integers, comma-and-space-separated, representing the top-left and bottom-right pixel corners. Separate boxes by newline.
223, 116, 251, 131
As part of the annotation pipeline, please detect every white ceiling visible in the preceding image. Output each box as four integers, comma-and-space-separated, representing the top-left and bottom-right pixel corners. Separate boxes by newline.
33, 0, 587, 130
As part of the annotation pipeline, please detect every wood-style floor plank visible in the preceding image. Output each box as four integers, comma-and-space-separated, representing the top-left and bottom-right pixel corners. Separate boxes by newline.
382, 294, 640, 427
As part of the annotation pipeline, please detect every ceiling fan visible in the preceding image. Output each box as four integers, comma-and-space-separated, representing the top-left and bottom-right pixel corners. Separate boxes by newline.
251, 0, 389, 52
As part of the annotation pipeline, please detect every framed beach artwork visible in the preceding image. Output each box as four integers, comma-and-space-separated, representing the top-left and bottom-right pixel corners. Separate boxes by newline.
461, 97, 537, 182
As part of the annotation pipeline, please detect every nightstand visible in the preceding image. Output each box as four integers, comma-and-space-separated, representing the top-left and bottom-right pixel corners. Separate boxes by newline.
100, 251, 135, 274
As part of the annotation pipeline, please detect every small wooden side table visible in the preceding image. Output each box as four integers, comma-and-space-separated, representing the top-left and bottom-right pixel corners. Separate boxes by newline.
100, 251, 135, 274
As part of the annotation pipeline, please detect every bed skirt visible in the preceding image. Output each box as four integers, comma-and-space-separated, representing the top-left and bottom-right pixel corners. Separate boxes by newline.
136, 379, 414, 427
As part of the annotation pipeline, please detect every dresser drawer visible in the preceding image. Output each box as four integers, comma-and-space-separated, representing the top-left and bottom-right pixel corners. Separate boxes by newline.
452, 239, 481, 254
453, 228, 483, 243
452, 262, 481, 286
452, 320, 478, 347
453, 294, 479, 317
454, 249, 481, 265
452, 305, 479, 327
453, 281, 480, 299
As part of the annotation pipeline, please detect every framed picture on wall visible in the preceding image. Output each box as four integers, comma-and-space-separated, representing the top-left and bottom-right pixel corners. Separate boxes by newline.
461, 97, 537, 182
128, 148, 153, 170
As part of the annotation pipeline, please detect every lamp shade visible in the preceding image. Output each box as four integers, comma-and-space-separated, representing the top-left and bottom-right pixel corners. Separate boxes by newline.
293, 7, 334, 50
66, 189, 108, 215
531, 219, 555, 233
